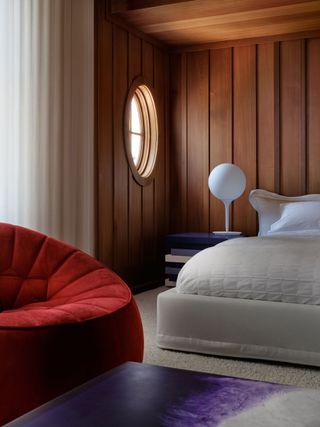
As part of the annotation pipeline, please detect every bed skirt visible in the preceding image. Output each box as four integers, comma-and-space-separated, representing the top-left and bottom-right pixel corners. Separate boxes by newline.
157, 289, 320, 366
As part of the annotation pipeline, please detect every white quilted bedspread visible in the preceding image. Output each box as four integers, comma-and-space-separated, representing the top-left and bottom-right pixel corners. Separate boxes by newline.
176, 236, 320, 305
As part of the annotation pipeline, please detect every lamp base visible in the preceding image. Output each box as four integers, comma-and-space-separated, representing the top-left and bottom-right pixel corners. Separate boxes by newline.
212, 231, 242, 235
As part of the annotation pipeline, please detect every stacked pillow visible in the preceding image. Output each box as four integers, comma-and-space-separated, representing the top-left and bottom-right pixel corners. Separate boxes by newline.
249, 189, 320, 236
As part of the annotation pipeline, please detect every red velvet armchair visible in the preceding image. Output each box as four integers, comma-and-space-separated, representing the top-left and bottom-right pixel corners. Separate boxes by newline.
0, 223, 143, 425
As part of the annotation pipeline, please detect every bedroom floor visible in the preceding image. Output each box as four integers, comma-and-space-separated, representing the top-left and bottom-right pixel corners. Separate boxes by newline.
134, 286, 320, 389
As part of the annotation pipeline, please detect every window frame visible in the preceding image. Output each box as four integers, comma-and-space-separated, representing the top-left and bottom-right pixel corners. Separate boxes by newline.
124, 77, 158, 186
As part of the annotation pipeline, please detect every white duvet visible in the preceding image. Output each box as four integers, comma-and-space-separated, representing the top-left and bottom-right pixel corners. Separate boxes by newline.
176, 236, 320, 305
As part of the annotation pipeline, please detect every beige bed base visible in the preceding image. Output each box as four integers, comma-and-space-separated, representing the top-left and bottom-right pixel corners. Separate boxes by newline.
157, 288, 320, 366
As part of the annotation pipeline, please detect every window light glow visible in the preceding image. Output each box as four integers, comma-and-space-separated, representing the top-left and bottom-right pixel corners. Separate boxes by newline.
129, 95, 143, 166
130, 96, 142, 133
131, 134, 142, 166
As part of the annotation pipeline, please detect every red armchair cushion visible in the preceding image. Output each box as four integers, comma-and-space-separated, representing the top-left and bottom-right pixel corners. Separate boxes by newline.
0, 223, 144, 424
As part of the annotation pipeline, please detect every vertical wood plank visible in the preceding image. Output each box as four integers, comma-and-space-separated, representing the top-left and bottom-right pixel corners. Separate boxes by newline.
186, 51, 209, 232
280, 39, 306, 196
257, 42, 280, 193
97, 18, 114, 267
209, 48, 233, 232
169, 53, 187, 232
142, 41, 155, 262
128, 34, 142, 267
96, 13, 169, 287
233, 45, 257, 235
128, 34, 141, 86
154, 47, 166, 262
307, 38, 320, 193
113, 26, 129, 270
164, 53, 170, 236
168, 36, 317, 239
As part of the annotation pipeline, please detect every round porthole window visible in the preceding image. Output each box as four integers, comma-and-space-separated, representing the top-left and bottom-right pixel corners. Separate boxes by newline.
124, 78, 158, 185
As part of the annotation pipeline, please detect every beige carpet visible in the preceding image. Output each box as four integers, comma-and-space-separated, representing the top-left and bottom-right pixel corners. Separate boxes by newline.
134, 286, 320, 389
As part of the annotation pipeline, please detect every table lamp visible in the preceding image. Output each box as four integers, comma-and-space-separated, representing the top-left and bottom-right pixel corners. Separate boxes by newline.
208, 163, 246, 234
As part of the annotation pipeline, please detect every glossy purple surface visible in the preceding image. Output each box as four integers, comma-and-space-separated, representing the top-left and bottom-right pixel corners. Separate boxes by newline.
162, 375, 294, 426
6, 362, 297, 427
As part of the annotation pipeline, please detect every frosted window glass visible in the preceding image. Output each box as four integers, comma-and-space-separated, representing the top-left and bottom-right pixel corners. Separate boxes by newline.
131, 134, 142, 166
131, 96, 142, 133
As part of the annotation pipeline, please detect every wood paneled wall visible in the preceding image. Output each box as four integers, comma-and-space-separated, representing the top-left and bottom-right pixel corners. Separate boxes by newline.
170, 34, 320, 236
95, 0, 169, 287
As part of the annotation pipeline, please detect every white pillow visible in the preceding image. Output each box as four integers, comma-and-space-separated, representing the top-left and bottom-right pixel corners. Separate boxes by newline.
249, 189, 320, 236
270, 201, 320, 232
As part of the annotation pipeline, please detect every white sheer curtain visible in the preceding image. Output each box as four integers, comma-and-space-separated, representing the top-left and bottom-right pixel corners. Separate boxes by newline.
0, 0, 94, 254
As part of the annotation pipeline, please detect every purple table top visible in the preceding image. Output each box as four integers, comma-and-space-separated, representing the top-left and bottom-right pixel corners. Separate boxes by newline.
5, 362, 320, 427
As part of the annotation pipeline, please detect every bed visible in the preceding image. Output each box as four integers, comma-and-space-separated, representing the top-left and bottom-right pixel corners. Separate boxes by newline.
157, 189, 320, 366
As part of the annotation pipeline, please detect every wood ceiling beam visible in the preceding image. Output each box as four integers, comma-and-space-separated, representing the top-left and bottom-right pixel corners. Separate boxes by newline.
141, 1, 320, 34
111, 0, 320, 45
111, 0, 191, 13
161, 12, 320, 44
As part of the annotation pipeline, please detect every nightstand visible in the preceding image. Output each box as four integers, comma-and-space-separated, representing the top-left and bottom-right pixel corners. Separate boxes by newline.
165, 232, 245, 286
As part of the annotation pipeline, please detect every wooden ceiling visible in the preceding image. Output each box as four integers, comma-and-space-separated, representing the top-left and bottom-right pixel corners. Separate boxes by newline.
111, 0, 320, 46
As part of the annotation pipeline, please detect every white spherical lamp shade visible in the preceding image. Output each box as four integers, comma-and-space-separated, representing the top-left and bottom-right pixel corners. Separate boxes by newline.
208, 163, 246, 201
